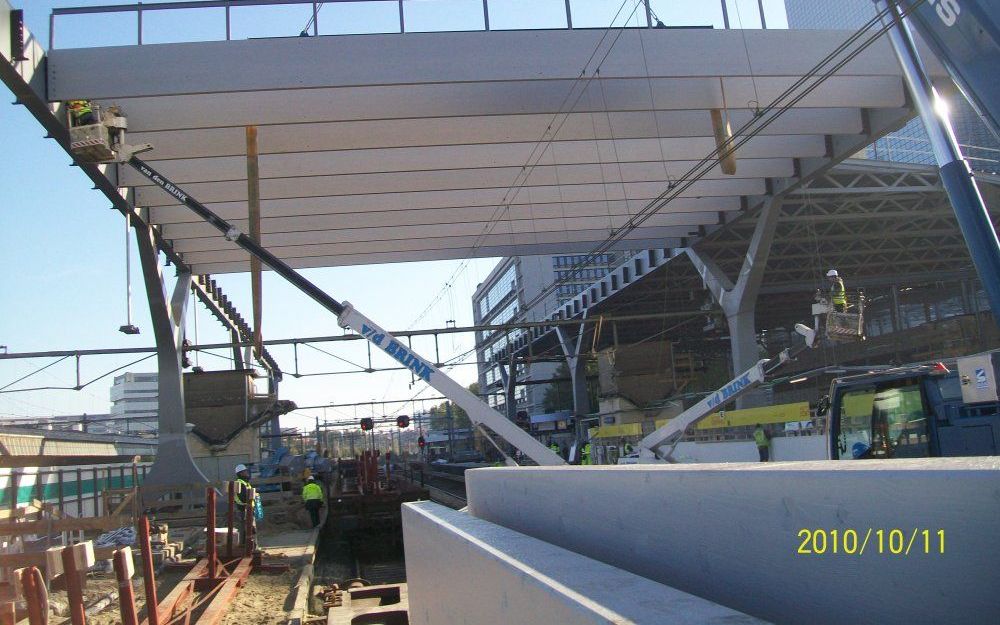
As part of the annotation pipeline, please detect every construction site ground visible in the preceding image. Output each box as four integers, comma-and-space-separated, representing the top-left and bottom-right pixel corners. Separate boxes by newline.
47, 520, 321, 625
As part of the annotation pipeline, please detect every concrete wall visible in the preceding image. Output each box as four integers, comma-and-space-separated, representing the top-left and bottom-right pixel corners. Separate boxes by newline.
671, 436, 827, 463
402, 501, 765, 625
465, 459, 1000, 625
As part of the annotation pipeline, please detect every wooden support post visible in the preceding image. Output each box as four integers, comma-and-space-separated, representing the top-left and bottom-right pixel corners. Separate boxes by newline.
113, 548, 138, 625
61, 543, 89, 625
206, 487, 217, 580
246, 125, 263, 361
138, 517, 160, 625
19, 567, 45, 625
226, 481, 235, 559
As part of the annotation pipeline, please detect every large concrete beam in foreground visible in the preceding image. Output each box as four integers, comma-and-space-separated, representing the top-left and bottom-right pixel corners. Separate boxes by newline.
402, 501, 765, 625
465, 460, 1000, 625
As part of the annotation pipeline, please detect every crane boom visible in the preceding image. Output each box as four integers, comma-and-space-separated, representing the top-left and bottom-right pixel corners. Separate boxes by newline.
639, 350, 789, 461
128, 157, 565, 467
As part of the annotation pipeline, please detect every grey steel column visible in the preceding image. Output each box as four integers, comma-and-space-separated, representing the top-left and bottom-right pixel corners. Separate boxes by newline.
687, 196, 781, 408
878, 0, 1000, 328
556, 315, 591, 422
133, 216, 209, 494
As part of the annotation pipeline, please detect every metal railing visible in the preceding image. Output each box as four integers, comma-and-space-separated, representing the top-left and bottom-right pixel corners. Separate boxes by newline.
48, 0, 765, 50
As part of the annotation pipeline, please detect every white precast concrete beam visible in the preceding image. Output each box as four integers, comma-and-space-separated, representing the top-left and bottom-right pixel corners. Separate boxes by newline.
402, 501, 765, 625
464, 460, 1000, 625
125, 135, 824, 198
76, 76, 905, 132
191, 237, 680, 275
121, 154, 798, 189
152, 196, 741, 227
167, 212, 721, 253
172, 225, 701, 266
123, 108, 865, 160
48, 29, 924, 98
135, 174, 770, 209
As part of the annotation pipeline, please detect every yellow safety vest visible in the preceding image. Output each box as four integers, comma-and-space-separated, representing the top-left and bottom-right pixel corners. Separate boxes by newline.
302, 481, 324, 502
69, 100, 91, 118
234, 478, 252, 506
831, 278, 847, 307
581, 443, 591, 465
754, 428, 769, 448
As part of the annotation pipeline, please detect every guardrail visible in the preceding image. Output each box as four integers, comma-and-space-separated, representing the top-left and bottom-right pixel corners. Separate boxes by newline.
48, 0, 764, 50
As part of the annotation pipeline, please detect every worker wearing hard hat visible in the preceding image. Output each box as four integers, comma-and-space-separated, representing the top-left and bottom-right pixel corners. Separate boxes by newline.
301, 476, 325, 529
67, 100, 94, 126
233, 464, 254, 523
827, 269, 847, 312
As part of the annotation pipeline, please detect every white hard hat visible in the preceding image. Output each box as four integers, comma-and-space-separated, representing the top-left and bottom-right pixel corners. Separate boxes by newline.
826, 269, 839, 278
234, 463, 248, 474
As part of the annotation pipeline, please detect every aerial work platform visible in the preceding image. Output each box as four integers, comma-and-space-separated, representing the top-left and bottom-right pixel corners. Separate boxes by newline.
44, 25, 943, 273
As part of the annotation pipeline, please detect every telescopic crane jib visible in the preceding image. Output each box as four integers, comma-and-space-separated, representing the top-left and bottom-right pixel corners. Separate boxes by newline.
66, 112, 564, 467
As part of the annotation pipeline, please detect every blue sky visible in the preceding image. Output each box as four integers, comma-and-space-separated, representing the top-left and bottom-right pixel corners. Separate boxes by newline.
0, 0, 787, 431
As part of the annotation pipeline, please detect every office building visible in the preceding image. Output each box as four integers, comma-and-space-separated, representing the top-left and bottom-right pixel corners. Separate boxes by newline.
785, 0, 999, 172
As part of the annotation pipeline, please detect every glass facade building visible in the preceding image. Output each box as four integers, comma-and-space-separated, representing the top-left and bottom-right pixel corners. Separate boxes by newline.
784, 0, 999, 173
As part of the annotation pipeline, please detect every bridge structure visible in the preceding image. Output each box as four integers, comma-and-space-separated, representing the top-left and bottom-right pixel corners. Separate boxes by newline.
3, 3, 997, 623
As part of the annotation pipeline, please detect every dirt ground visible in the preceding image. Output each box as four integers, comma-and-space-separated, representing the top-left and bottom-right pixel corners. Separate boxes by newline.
51, 565, 188, 625
220, 570, 297, 625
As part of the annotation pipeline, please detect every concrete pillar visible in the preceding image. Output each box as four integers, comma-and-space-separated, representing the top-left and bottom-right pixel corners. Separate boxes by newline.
133, 218, 209, 495
686, 196, 781, 407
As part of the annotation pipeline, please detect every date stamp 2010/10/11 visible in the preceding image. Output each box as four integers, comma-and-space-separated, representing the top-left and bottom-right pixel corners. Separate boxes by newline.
796, 528, 944, 555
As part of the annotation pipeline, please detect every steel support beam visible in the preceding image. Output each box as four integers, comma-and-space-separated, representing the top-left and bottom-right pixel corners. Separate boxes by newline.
134, 216, 209, 492
687, 196, 781, 407
878, 0, 1000, 328
555, 312, 590, 425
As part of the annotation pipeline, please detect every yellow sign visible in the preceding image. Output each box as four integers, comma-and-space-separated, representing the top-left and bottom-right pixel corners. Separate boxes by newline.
591, 422, 643, 439
654, 402, 811, 431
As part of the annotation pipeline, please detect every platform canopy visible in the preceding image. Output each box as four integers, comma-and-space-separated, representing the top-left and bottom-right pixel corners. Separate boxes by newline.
47, 27, 942, 274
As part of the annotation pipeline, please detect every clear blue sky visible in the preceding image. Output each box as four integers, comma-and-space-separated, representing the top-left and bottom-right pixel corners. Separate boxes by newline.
0, 0, 787, 431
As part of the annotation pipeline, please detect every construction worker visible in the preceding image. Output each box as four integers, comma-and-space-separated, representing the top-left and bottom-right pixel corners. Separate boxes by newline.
234, 464, 254, 524
827, 269, 847, 312
581, 441, 592, 465
301, 475, 325, 529
549, 441, 560, 456
753, 424, 771, 462
67, 100, 94, 126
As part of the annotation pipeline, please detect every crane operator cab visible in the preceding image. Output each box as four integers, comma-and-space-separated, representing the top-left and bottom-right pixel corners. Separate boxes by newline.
826, 353, 1000, 460
66, 100, 151, 163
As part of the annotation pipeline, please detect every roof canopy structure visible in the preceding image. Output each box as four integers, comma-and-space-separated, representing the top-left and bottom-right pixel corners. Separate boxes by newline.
46, 26, 942, 274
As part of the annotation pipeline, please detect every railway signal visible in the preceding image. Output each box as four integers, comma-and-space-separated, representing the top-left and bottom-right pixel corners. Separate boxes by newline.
360, 417, 374, 431
396, 415, 410, 428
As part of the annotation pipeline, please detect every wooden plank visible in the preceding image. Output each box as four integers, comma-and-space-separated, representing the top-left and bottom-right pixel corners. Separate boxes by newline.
0, 455, 154, 468
0, 546, 116, 568
0, 515, 133, 536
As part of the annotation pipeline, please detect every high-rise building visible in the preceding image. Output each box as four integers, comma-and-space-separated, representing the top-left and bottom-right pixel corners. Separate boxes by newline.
472, 253, 631, 416
109, 372, 159, 434
784, 0, 999, 172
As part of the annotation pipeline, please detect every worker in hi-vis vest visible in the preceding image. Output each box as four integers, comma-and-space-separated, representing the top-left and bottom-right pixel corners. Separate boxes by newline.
233, 464, 256, 539
827, 269, 847, 312
302, 475, 325, 528
68, 100, 94, 126
753, 424, 772, 462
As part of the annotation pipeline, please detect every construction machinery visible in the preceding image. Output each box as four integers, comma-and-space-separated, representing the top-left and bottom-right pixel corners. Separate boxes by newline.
827, 351, 1000, 459
65, 110, 564, 469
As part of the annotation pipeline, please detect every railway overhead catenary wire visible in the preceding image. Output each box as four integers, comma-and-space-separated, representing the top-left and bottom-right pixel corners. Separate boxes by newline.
510, 1, 922, 323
